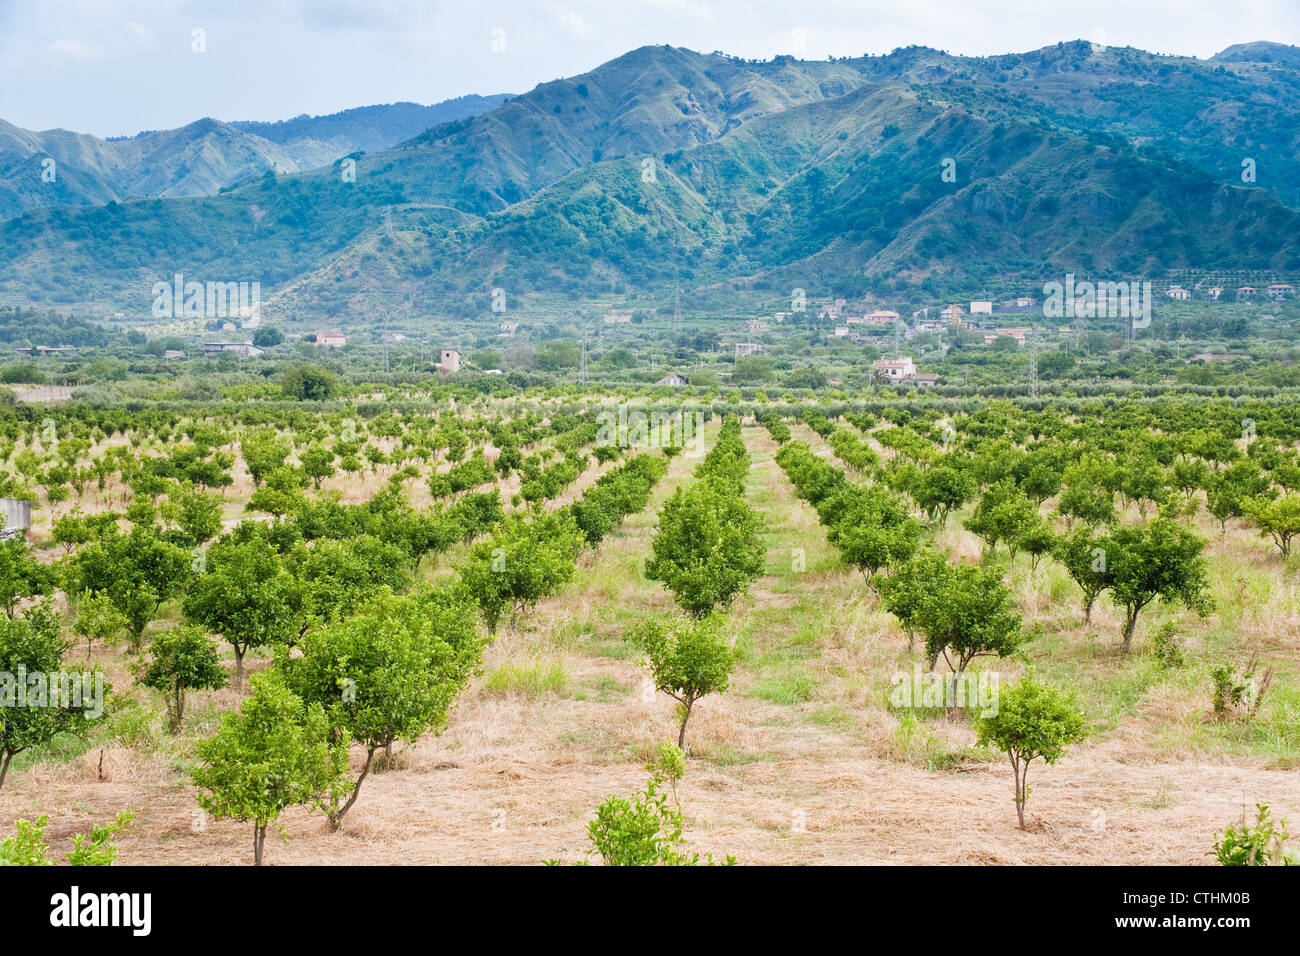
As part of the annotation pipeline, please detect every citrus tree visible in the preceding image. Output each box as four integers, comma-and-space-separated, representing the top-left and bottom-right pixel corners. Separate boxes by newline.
974, 675, 1087, 828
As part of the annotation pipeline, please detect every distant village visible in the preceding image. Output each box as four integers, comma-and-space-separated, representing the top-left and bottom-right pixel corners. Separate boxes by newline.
60, 276, 1292, 391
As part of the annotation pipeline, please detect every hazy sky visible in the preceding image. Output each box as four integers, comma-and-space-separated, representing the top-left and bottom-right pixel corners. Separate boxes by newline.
2, 0, 1297, 137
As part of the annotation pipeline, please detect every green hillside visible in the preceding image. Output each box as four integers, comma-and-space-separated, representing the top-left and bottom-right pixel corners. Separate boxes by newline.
3, 41, 1299, 320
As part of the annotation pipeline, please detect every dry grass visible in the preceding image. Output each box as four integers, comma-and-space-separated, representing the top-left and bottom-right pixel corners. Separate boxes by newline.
3, 422, 1298, 866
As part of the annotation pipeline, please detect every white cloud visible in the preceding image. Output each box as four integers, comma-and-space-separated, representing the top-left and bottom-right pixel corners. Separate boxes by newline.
46, 36, 107, 60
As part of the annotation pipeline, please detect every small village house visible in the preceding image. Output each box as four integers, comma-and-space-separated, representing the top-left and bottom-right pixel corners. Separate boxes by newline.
873, 356, 917, 381
984, 328, 1028, 347
203, 342, 263, 358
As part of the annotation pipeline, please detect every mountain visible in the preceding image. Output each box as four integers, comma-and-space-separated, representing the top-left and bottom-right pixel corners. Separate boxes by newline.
1211, 41, 1300, 67
0, 95, 511, 220
2, 41, 1299, 319
227, 96, 513, 170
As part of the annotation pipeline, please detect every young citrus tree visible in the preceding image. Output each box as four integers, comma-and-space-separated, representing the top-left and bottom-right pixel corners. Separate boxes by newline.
1106, 518, 1213, 651
191, 671, 345, 865
458, 510, 584, 631
1052, 526, 1112, 624
0, 604, 107, 791
975, 675, 1087, 828
912, 562, 1024, 688
71, 588, 126, 661
1243, 494, 1300, 558
141, 625, 228, 732
550, 745, 734, 866
183, 536, 303, 679
629, 613, 737, 750
282, 588, 483, 830
645, 479, 764, 616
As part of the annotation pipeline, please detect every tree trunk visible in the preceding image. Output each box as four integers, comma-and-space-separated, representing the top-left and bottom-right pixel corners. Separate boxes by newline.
170, 686, 185, 733
233, 645, 245, 684
253, 823, 266, 866
0, 751, 13, 791
1016, 772, 1027, 828
948, 666, 966, 712
677, 700, 694, 750
1013, 755, 1027, 828
329, 748, 377, 831
1122, 609, 1139, 653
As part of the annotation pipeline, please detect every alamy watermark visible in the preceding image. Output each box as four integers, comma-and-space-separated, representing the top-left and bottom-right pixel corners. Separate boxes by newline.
596, 406, 706, 457
151, 273, 261, 320
1042, 274, 1152, 329
890, 664, 1000, 716
0, 666, 104, 718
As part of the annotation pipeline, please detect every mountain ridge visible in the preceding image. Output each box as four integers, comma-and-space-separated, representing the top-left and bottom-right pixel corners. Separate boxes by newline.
3, 40, 1299, 319
0, 95, 512, 219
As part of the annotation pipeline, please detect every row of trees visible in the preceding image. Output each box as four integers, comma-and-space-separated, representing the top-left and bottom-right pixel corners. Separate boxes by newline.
770, 414, 1087, 828
639, 416, 764, 750
186, 440, 679, 862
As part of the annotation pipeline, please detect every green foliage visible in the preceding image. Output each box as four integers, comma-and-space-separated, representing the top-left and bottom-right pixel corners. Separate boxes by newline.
183, 536, 302, 676
0, 811, 133, 866
975, 674, 1087, 827
280, 363, 339, 401
74, 527, 192, 649
164, 482, 224, 547
282, 588, 483, 828
71, 589, 126, 660
459, 510, 584, 631
0, 603, 107, 790
1106, 518, 1213, 651
1212, 804, 1297, 866
965, 479, 1043, 558
1052, 526, 1111, 624
299, 445, 336, 488
141, 625, 228, 732
251, 326, 284, 348
629, 613, 738, 749
1148, 621, 1184, 669
1243, 493, 1300, 557
0, 538, 56, 620
646, 424, 764, 616
566, 452, 666, 545
551, 745, 734, 866
911, 464, 977, 526
65, 811, 135, 866
191, 671, 346, 865
884, 557, 1024, 678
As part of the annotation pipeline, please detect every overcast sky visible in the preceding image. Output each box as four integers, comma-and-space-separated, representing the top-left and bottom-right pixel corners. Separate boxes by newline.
2, 0, 1297, 137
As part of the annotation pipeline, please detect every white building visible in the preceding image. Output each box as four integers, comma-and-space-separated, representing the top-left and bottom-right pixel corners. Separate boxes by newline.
873, 356, 917, 381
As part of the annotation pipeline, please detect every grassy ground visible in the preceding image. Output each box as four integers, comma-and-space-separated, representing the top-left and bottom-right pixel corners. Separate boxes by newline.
2, 422, 1297, 865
